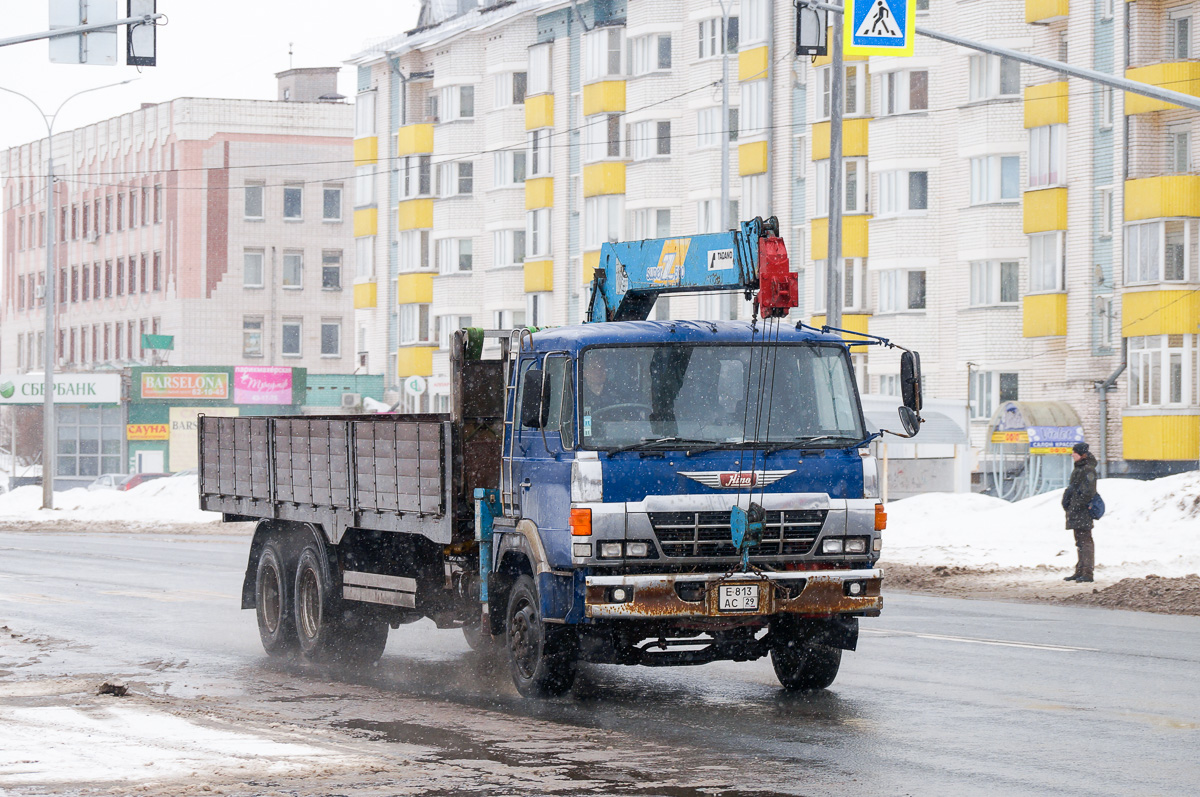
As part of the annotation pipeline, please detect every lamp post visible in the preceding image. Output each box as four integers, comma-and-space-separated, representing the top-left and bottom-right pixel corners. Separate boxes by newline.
0, 79, 137, 509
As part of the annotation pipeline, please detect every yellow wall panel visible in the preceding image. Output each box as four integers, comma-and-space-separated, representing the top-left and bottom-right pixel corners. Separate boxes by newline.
524, 259, 554, 293
397, 124, 433, 157
1123, 414, 1200, 460
353, 136, 378, 166
1024, 82, 1069, 128
525, 93, 554, 130
397, 272, 434, 304
353, 207, 378, 237
811, 215, 871, 260
396, 346, 436, 378
739, 47, 769, 82
1022, 292, 1067, 337
525, 177, 554, 209
1125, 62, 1200, 114
738, 141, 768, 176
353, 281, 377, 309
1123, 176, 1200, 221
809, 313, 870, 349
1026, 0, 1068, 24
582, 80, 626, 116
811, 119, 869, 160
1023, 187, 1068, 232
1121, 289, 1200, 336
583, 162, 626, 197
397, 199, 433, 231
583, 250, 601, 284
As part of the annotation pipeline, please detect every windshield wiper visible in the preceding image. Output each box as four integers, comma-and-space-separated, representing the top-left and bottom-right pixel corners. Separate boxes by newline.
607, 436, 722, 454
764, 435, 861, 455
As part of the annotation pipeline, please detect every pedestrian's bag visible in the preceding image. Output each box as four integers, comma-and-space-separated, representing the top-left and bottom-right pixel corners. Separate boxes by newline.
1088, 493, 1105, 520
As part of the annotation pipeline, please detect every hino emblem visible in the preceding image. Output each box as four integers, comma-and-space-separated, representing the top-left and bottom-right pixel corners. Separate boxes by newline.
678, 470, 795, 489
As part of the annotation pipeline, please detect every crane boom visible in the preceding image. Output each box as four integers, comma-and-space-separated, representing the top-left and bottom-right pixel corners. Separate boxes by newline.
585, 216, 798, 323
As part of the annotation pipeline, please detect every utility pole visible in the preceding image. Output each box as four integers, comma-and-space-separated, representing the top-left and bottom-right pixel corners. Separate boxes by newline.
825, 2, 844, 331
719, 0, 731, 233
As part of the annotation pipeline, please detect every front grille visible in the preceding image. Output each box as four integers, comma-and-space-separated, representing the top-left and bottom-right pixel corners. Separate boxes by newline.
648, 509, 827, 558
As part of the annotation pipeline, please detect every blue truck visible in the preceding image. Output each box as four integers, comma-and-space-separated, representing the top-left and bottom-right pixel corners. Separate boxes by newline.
198, 217, 923, 697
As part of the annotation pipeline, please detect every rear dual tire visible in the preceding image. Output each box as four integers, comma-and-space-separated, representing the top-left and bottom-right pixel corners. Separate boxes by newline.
294, 542, 389, 669
255, 540, 298, 657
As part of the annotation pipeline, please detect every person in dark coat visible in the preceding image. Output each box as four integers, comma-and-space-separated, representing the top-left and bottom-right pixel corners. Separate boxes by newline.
1061, 441, 1098, 582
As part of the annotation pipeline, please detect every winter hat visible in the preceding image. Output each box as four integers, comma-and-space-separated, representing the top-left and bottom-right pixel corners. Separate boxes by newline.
1073, 442, 1090, 455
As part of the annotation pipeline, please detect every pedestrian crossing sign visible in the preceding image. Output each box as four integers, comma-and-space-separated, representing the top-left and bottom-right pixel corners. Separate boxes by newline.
846, 0, 915, 56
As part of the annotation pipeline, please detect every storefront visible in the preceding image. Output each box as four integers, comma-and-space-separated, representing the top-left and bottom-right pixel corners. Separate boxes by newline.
0, 373, 124, 490
127, 366, 306, 473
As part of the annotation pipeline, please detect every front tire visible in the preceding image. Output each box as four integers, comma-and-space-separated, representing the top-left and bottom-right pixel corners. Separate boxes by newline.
770, 636, 842, 691
294, 541, 388, 669
255, 539, 297, 657
505, 575, 577, 697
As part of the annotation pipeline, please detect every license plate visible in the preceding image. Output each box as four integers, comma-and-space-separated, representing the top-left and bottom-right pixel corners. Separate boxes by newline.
717, 583, 760, 612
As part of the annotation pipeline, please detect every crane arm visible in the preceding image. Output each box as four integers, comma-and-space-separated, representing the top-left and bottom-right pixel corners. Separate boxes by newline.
585, 216, 798, 323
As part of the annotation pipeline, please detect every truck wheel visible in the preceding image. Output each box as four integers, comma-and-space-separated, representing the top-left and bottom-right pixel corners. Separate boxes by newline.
505, 575, 577, 697
770, 638, 842, 691
255, 539, 297, 657
294, 541, 388, 669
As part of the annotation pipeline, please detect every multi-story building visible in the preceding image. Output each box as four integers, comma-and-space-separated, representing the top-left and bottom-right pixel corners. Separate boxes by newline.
1, 68, 355, 377
349, 0, 1198, 476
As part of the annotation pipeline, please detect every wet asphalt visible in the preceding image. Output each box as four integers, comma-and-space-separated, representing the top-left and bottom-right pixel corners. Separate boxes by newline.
0, 528, 1197, 796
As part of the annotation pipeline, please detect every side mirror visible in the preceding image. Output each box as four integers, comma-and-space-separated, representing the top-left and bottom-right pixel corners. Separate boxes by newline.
898, 406, 921, 437
520, 369, 551, 429
900, 350, 923, 412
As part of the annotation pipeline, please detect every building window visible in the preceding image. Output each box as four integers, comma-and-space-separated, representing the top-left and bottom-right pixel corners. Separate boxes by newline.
527, 129, 551, 177
321, 250, 342, 290
1100, 0, 1113, 20
880, 70, 928, 115
629, 208, 671, 240
970, 261, 1020, 306
526, 292, 551, 327
401, 154, 433, 198
528, 43, 552, 95
1169, 127, 1191, 173
437, 238, 473, 274
355, 165, 374, 207
244, 249, 264, 288
698, 16, 737, 59
584, 195, 623, 249
1029, 231, 1065, 292
281, 319, 302, 357
742, 173, 769, 220
697, 198, 738, 234
815, 158, 868, 216
282, 250, 304, 288
813, 258, 866, 313
283, 185, 303, 219
970, 371, 1019, 420
356, 89, 377, 136
631, 120, 671, 160
494, 71, 527, 108
741, 0, 769, 45
1170, 11, 1192, 60
816, 64, 867, 120
878, 269, 927, 313
583, 113, 622, 162
322, 186, 342, 221
437, 161, 474, 197
243, 317, 264, 357
437, 314, 474, 350
399, 304, 432, 344
878, 170, 929, 215
399, 229, 431, 271
244, 184, 264, 218
356, 236, 375, 278
1125, 219, 1197, 283
494, 229, 526, 267
1129, 335, 1198, 408
969, 55, 1021, 101
153, 251, 161, 291
1099, 86, 1114, 130
154, 185, 163, 222
493, 149, 527, 187
970, 155, 1020, 204
528, 208, 552, 258
1029, 124, 1065, 188
741, 80, 769, 137
584, 26, 624, 82
320, 320, 341, 357
439, 84, 475, 121
696, 106, 738, 148
631, 34, 671, 75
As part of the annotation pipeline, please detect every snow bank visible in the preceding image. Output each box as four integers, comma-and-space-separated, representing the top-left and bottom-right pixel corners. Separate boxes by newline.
0, 475, 219, 525
885, 470, 1200, 579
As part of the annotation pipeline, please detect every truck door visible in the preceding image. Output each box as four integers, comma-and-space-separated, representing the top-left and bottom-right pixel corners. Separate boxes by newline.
512, 353, 574, 568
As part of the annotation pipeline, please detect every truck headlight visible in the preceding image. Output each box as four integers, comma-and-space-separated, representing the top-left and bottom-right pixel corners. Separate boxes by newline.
625, 541, 649, 557
821, 538, 843, 554
845, 538, 868, 554
572, 542, 592, 558
599, 542, 623, 558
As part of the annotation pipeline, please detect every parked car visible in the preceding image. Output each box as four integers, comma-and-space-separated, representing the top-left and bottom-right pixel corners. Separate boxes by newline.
88, 473, 171, 491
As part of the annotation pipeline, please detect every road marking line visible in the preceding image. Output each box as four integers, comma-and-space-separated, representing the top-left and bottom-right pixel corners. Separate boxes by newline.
862, 628, 1098, 652
0, 593, 79, 605
98, 589, 235, 603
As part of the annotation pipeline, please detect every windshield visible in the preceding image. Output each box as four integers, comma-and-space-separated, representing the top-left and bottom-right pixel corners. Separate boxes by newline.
577, 344, 865, 449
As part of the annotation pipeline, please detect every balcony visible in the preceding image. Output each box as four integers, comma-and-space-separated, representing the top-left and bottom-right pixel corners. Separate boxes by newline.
1124, 175, 1200, 221
1125, 62, 1200, 114
1026, 0, 1068, 24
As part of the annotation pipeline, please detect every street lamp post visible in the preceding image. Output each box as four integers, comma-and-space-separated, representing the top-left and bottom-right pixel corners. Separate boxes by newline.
0, 79, 137, 509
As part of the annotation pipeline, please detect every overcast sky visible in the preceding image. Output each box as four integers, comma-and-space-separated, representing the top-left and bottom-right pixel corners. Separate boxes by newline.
0, 1, 421, 154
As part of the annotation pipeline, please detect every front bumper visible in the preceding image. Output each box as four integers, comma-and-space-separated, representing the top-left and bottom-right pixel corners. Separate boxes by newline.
584, 568, 882, 620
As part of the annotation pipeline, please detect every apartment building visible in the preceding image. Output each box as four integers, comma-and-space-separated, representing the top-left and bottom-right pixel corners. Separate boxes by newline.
350, 0, 1198, 474
1, 69, 355, 378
